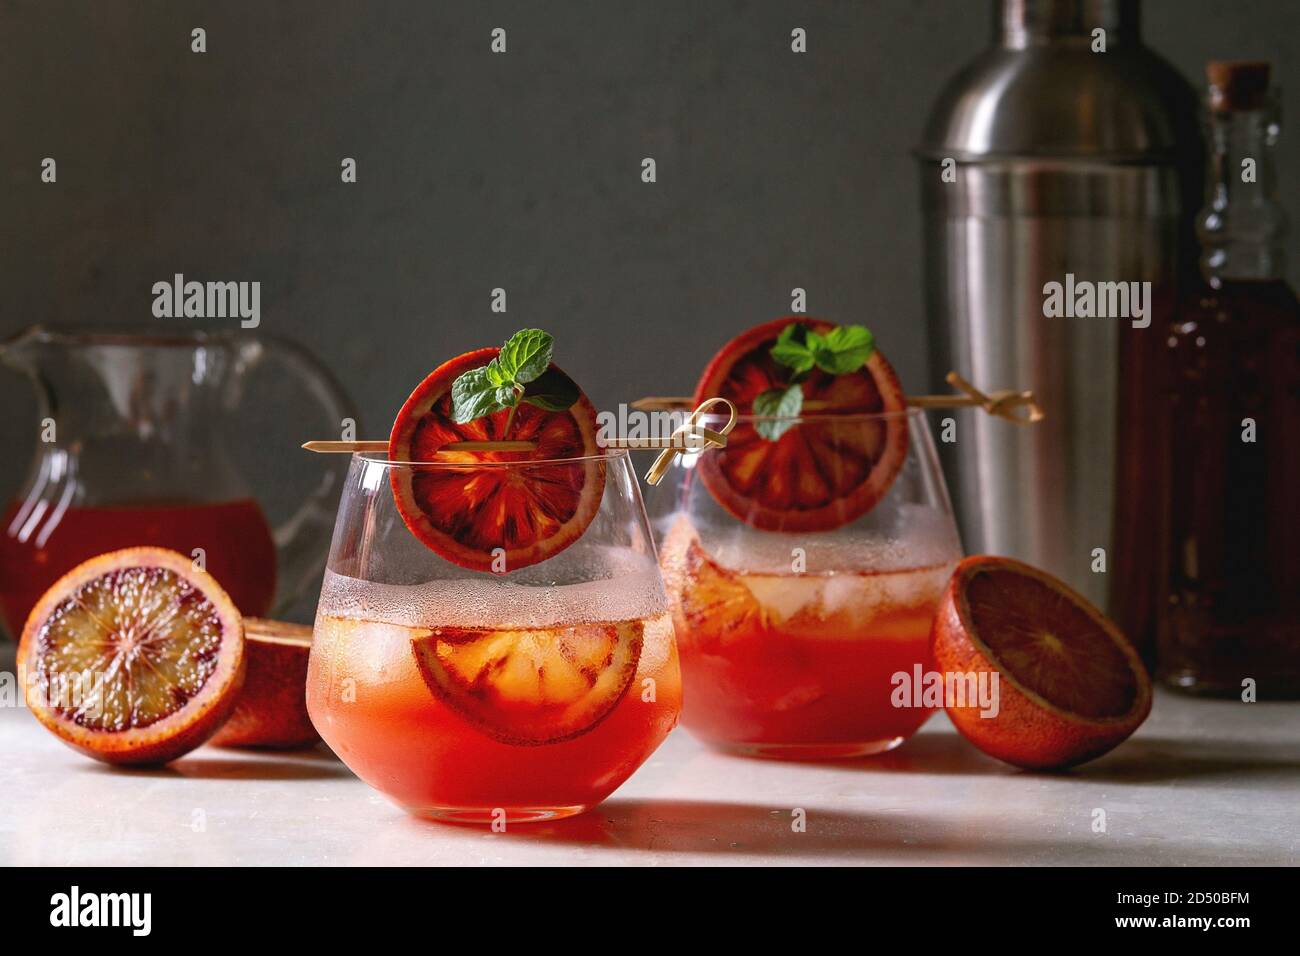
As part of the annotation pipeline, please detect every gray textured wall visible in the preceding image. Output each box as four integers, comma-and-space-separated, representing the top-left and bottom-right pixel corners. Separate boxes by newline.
2, 0, 1297, 570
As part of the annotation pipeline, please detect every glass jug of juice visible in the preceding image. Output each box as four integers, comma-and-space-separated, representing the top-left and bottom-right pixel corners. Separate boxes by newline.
0, 325, 357, 638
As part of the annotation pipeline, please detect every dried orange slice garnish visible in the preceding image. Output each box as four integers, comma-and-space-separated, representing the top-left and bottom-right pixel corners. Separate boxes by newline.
693, 317, 909, 532
389, 347, 605, 573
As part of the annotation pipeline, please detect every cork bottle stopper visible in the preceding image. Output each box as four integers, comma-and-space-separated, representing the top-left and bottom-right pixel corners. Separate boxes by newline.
1206, 61, 1271, 112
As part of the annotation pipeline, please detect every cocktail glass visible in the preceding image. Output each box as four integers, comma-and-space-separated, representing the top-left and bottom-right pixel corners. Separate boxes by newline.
307, 450, 680, 823
658, 408, 962, 759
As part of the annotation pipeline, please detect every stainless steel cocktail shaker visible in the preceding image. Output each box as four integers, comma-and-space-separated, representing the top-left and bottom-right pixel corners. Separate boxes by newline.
916, 0, 1201, 633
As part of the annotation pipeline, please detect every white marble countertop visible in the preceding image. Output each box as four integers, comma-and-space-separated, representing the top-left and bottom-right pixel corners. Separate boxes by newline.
2, 641, 1297, 866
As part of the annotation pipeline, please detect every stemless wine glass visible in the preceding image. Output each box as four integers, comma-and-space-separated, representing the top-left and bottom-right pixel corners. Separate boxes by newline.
657, 408, 963, 759
306, 449, 680, 824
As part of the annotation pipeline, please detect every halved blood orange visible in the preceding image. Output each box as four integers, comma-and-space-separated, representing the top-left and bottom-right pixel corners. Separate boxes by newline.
932, 555, 1153, 770
411, 621, 643, 745
692, 317, 909, 532
16, 547, 245, 766
389, 347, 605, 572
210, 617, 318, 749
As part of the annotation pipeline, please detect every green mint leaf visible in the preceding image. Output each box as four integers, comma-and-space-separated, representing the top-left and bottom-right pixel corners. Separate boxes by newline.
450, 366, 515, 424
449, 327, 563, 425
520, 367, 580, 412
484, 358, 511, 387
775, 322, 807, 348
753, 384, 803, 441
812, 325, 875, 375
449, 327, 561, 424
496, 328, 553, 385
770, 323, 816, 376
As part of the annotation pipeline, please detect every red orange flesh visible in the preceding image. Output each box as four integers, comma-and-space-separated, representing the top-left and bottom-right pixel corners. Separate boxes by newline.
932, 555, 1152, 770
17, 547, 246, 766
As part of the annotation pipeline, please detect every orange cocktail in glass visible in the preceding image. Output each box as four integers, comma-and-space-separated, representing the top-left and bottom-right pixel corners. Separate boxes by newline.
307, 449, 680, 823
308, 332, 683, 822
661, 509, 956, 758
310, 607, 679, 819
656, 318, 963, 758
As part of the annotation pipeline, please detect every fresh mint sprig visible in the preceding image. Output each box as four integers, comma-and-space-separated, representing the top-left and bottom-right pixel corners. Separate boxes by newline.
449, 328, 579, 425
752, 383, 804, 440
753, 321, 876, 441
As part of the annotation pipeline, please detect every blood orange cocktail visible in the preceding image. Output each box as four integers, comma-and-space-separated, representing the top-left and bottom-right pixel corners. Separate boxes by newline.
656, 318, 964, 758
307, 331, 683, 822
661, 513, 957, 758
308, 594, 679, 821
307, 446, 680, 822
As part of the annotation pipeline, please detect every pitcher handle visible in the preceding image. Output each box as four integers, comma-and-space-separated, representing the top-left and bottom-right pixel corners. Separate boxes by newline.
248, 335, 359, 617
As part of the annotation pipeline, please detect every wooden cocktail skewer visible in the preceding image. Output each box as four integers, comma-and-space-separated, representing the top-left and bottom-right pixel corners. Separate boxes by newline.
301, 439, 536, 453
301, 398, 739, 485
304, 372, 1037, 452
303, 372, 1039, 457
302, 371, 1040, 484
631, 371, 1044, 425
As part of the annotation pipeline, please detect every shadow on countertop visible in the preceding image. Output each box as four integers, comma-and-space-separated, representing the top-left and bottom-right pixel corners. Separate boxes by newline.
77, 743, 348, 782
810, 729, 1300, 785
455, 797, 1278, 865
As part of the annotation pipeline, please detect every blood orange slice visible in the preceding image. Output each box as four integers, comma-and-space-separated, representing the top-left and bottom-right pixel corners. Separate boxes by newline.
932, 555, 1152, 770
693, 317, 908, 532
660, 517, 764, 652
389, 347, 605, 572
659, 517, 824, 713
411, 621, 643, 745
16, 547, 245, 766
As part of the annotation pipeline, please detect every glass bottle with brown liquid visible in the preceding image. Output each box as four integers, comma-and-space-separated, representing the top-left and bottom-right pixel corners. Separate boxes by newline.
1159, 62, 1300, 696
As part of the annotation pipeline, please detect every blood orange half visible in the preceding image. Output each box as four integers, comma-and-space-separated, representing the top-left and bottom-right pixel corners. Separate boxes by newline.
692, 317, 908, 532
17, 547, 246, 766
210, 617, 318, 749
389, 347, 605, 573
932, 555, 1153, 770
